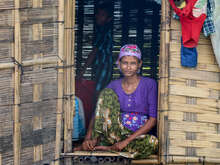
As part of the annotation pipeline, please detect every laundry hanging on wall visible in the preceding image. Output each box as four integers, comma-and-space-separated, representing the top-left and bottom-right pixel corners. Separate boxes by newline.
211, 0, 220, 67
169, 0, 207, 67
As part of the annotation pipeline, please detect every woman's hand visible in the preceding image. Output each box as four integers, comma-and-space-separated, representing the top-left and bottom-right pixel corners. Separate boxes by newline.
82, 138, 97, 151
111, 140, 129, 151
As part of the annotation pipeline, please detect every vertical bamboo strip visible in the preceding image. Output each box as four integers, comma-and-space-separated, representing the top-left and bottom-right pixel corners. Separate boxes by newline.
63, 0, 74, 164
72, 0, 76, 118
54, 0, 65, 164
13, 0, 22, 164
158, 0, 170, 164
0, 154, 2, 165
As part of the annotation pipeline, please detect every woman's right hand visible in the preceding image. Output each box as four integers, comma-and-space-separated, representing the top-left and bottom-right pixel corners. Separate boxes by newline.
82, 138, 97, 151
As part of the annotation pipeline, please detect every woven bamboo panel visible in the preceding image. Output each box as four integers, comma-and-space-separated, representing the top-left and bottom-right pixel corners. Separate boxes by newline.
0, 0, 61, 164
165, 17, 220, 161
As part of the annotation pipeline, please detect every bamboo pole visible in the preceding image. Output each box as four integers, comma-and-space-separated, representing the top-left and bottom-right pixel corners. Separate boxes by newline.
63, 0, 74, 164
61, 152, 158, 159
54, 0, 65, 164
0, 57, 59, 70
13, 0, 22, 164
166, 156, 220, 164
158, 0, 171, 164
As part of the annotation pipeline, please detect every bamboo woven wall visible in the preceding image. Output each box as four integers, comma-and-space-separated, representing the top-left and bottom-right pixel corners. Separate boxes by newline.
0, 0, 73, 165
159, 1, 220, 164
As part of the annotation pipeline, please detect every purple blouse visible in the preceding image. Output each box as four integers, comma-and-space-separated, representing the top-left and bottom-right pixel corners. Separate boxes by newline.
107, 76, 158, 118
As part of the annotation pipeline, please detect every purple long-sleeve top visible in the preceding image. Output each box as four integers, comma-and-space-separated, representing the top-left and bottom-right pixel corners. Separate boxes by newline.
107, 76, 158, 118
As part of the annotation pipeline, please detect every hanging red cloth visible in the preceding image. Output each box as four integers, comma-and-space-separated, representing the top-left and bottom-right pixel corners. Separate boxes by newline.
169, 0, 206, 48
75, 79, 96, 129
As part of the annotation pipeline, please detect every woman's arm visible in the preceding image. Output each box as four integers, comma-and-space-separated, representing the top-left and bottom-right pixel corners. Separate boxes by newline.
125, 117, 156, 142
78, 48, 98, 79
111, 117, 156, 151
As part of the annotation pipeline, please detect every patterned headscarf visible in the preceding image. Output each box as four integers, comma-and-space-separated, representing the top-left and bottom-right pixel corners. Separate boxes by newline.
116, 44, 142, 65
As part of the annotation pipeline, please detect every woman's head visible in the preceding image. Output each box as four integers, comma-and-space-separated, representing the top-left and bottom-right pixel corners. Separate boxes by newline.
117, 44, 142, 77
95, 1, 113, 26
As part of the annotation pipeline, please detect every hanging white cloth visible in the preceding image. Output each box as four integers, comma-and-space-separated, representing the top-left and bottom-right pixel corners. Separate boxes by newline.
211, 0, 220, 67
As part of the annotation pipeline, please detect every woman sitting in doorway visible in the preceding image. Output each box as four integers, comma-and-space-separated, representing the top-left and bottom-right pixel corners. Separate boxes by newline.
75, 44, 158, 159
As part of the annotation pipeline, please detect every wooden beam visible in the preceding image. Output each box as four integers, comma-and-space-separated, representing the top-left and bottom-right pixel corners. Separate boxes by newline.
13, 0, 22, 164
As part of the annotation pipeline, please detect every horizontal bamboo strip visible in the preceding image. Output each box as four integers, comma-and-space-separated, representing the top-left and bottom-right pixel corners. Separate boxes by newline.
170, 68, 220, 82
132, 159, 159, 164
169, 84, 219, 99
61, 151, 133, 158
169, 95, 220, 108
169, 102, 218, 114
169, 130, 220, 142
166, 155, 220, 164
169, 46, 217, 64
169, 77, 220, 91
198, 114, 220, 124
169, 139, 214, 148
0, 57, 59, 70
0, 1, 14, 10
170, 58, 220, 73
197, 148, 220, 158
169, 121, 217, 133
168, 146, 186, 155
170, 31, 212, 46
20, 7, 58, 24
170, 42, 214, 56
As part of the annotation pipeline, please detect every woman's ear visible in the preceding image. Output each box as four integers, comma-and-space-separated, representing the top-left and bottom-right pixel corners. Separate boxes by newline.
138, 60, 143, 68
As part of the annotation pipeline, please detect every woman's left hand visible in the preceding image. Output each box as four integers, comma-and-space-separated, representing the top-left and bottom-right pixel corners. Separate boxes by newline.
111, 140, 129, 151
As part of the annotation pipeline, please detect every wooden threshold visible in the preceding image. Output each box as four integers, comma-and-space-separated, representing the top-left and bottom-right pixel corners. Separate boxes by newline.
61, 151, 160, 164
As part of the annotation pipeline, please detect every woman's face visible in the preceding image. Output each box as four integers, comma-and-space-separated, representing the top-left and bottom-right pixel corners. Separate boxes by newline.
119, 56, 142, 77
95, 9, 110, 26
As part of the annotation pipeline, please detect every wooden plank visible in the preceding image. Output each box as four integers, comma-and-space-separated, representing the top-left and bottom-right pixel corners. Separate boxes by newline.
54, 0, 65, 164
13, 0, 22, 164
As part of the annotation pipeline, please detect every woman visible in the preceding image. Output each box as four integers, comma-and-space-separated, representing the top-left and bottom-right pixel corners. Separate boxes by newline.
75, 44, 158, 159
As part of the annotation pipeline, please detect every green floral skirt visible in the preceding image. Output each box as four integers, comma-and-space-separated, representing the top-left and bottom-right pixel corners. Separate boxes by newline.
92, 88, 158, 159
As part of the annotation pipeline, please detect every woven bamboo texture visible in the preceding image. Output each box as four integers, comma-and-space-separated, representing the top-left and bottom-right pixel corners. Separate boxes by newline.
158, 1, 220, 164
0, 0, 68, 165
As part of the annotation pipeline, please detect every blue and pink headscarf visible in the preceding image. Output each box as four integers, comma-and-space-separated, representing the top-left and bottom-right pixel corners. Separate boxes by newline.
116, 44, 142, 65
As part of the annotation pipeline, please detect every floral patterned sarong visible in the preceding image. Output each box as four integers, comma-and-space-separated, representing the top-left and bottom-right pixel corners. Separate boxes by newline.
92, 88, 158, 159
